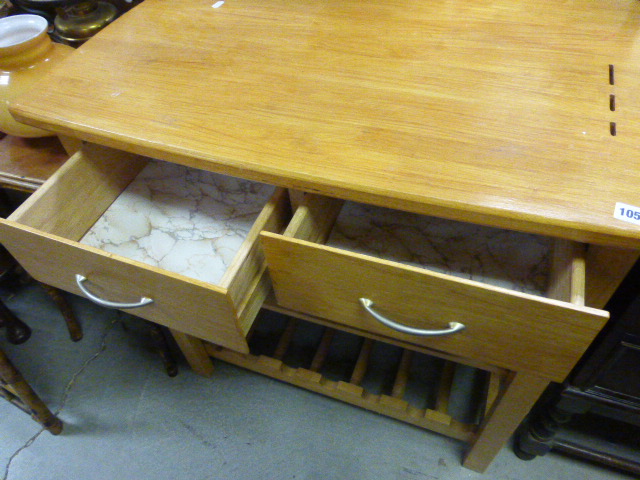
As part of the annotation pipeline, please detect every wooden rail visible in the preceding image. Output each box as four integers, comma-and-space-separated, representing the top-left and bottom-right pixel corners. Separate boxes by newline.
204, 313, 506, 444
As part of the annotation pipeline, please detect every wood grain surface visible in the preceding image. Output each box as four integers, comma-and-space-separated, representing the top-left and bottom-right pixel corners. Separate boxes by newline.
9, 0, 640, 247
261, 232, 609, 382
0, 135, 68, 192
0, 220, 248, 350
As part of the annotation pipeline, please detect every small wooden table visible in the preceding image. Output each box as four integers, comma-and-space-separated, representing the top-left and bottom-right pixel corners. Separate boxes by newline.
5, 0, 640, 472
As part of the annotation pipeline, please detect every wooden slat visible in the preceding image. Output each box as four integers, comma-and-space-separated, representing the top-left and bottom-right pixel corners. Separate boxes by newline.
273, 318, 298, 360
391, 349, 413, 399
205, 342, 475, 442
436, 361, 456, 414
310, 328, 335, 372
350, 338, 374, 385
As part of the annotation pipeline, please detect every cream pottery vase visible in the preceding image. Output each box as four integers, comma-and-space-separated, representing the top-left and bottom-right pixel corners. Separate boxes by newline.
0, 15, 73, 137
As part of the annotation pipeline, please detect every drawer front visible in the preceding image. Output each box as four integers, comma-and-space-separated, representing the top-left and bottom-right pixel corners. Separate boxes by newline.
0, 220, 250, 353
261, 232, 609, 381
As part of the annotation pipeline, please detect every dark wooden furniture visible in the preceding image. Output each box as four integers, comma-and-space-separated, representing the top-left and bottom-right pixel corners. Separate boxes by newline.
515, 259, 640, 474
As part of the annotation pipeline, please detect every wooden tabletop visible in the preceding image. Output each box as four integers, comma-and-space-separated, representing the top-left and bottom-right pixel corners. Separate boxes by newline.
0, 135, 68, 192
9, 0, 640, 247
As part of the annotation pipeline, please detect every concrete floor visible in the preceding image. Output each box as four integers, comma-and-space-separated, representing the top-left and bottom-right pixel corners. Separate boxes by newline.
0, 282, 636, 480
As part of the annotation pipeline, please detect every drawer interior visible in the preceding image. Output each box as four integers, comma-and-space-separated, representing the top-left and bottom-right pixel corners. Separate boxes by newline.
325, 201, 552, 297
79, 158, 276, 286
10, 144, 283, 290
10, 144, 150, 241
282, 193, 585, 305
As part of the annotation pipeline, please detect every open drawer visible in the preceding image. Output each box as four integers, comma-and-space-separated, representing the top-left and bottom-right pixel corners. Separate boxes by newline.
0, 144, 290, 353
261, 194, 609, 382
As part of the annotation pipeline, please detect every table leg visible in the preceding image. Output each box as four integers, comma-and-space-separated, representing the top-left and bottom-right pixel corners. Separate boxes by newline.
513, 387, 576, 460
463, 371, 549, 472
170, 330, 214, 377
149, 324, 179, 377
40, 283, 83, 342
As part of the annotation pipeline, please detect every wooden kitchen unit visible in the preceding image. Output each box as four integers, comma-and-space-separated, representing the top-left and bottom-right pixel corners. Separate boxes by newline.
3, 0, 640, 472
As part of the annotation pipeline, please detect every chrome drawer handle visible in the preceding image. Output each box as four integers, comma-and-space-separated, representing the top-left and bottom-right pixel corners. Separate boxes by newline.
359, 298, 465, 337
75, 274, 153, 309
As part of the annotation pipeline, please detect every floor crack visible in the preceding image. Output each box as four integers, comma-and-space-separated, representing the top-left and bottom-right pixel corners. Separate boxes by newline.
2, 317, 118, 480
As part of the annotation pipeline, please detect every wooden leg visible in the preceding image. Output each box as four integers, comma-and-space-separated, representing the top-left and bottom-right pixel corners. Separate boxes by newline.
170, 330, 215, 377
0, 348, 62, 434
514, 388, 574, 460
463, 371, 549, 473
40, 283, 82, 342
149, 324, 178, 377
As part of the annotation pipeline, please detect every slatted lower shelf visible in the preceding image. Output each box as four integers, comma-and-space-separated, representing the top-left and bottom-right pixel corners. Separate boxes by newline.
204, 311, 505, 443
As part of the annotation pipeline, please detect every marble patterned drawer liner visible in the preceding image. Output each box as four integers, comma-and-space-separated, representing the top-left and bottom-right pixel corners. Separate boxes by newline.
80, 159, 275, 285
326, 202, 551, 296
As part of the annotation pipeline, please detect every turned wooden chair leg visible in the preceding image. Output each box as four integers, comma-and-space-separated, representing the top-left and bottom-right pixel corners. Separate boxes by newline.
148, 323, 178, 377
39, 283, 82, 342
0, 297, 31, 345
0, 347, 62, 434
